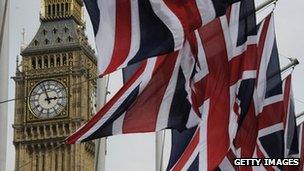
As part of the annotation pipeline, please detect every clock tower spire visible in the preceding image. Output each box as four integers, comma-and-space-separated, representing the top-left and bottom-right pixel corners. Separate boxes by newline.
13, 0, 101, 170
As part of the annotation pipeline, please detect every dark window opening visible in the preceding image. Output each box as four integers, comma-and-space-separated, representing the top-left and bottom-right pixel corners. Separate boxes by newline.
38, 58, 42, 68
52, 4, 55, 16
57, 37, 61, 43
48, 5, 51, 16
45, 39, 49, 45
42, 29, 47, 35
44, 58, 48, 68
57, 4, 60, 16
34, 40, 39, 46
65, 3, 68, 14
63, 56, 67, 65
50, 57, 54, 67
61, 3, 64, 15
32, 59, 36, 69
67, 36, 72, 42
56, 57, 61, 66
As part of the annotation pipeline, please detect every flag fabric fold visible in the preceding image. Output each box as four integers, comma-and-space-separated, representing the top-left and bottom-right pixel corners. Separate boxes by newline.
68, 1, 303, 170
218, 13, 300, 170
84, 0, 242, 76
66, 41, 200, 144
166, 0, 258, 169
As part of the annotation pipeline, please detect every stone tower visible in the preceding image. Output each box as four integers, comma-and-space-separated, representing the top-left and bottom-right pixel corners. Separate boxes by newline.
13, 0, 100, 170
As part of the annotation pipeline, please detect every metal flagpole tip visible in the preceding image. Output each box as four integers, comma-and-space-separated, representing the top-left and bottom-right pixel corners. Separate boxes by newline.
293, 58, 300, 65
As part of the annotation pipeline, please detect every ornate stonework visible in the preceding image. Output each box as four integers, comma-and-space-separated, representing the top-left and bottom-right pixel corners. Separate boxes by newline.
13, 0, 96, 170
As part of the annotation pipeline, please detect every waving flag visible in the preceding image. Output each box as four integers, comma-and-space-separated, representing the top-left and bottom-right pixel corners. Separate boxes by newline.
253, 75, 299, 170
66, 41, 201, 144
84, 0, 242, 75
243, 13, 301, 170
167, 0, 258, 169
283, 75, 298, 158
254, 14, 284, 165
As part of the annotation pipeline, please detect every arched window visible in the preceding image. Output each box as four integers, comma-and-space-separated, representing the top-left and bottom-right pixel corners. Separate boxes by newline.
61, 3, 64, 15
65, 3, 68, 14
32, 58, 36, 69
57, 37, 61, 43
38, 58, 42, 68
44, 58, 48, 68
50, 57, 54, 67
56, 57, 61, 66
48, 5, 51, 16
63, 56, 67, 65
45, 39, 49, 45
52, 4, 55, 16
57, 4, 60, 16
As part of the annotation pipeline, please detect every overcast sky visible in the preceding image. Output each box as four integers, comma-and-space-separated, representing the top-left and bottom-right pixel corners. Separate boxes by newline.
6, 0, 304, 171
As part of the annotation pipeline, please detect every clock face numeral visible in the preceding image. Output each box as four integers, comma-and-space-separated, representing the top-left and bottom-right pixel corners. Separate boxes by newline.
29, 80, 68, 119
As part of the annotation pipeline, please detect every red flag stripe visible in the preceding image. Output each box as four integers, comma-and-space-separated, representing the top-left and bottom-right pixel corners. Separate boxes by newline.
66, 61, 148, 144
103, 0, 132, 74
122, 52, 179, 133
171, 127, 200, 171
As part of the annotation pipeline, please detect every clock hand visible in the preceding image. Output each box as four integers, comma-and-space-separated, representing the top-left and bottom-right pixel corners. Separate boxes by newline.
45, 96, 67, 101
42, 83, 51, 104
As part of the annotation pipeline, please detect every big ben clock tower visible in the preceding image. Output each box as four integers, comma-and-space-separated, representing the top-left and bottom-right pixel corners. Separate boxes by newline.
13, 0, 100, 170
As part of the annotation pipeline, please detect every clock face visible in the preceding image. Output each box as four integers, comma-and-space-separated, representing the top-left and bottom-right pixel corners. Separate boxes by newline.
29, 80, 68, 119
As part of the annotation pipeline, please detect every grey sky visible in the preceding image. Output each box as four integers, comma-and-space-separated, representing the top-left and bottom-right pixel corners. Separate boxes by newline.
6, 0, 304, 171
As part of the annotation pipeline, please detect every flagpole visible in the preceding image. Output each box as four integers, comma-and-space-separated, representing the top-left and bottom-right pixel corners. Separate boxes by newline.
156, 130, 165, 171
296, 112, 304, 120
0, 0, 9, 170
266, 58, 299, 80
280, 58, 299, 74
0, 0, 9, 50
255, 0, 278, 12
94, 75, 110, 171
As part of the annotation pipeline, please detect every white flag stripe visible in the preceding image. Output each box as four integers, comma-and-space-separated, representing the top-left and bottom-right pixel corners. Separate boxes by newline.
96, 0, 116, 74
149, 0, 184, 51
117, 0, 140, 70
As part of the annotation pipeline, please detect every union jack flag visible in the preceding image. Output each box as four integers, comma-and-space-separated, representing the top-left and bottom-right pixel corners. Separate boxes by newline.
219, 13, 300, 170
253, 13, 285, 166
167, 0, 258, 169
66, 0, 252, 146
66, 40, 200, 144
84, 0, 242, 75
253, 74, 299, 170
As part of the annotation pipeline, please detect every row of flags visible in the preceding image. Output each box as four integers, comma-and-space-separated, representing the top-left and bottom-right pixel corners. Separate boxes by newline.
167, 9, 302, 171
66, 0, 302, 170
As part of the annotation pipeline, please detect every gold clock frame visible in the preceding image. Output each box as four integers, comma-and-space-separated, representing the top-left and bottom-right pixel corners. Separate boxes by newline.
27, 78, 69, 122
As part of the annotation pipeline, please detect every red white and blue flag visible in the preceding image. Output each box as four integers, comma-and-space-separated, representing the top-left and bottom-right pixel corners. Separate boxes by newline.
66, 0, 252, 146
66, 40, 201, 144
166, 0, 258, 170
84, 0, 242, 75
218, 13, 300, 170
